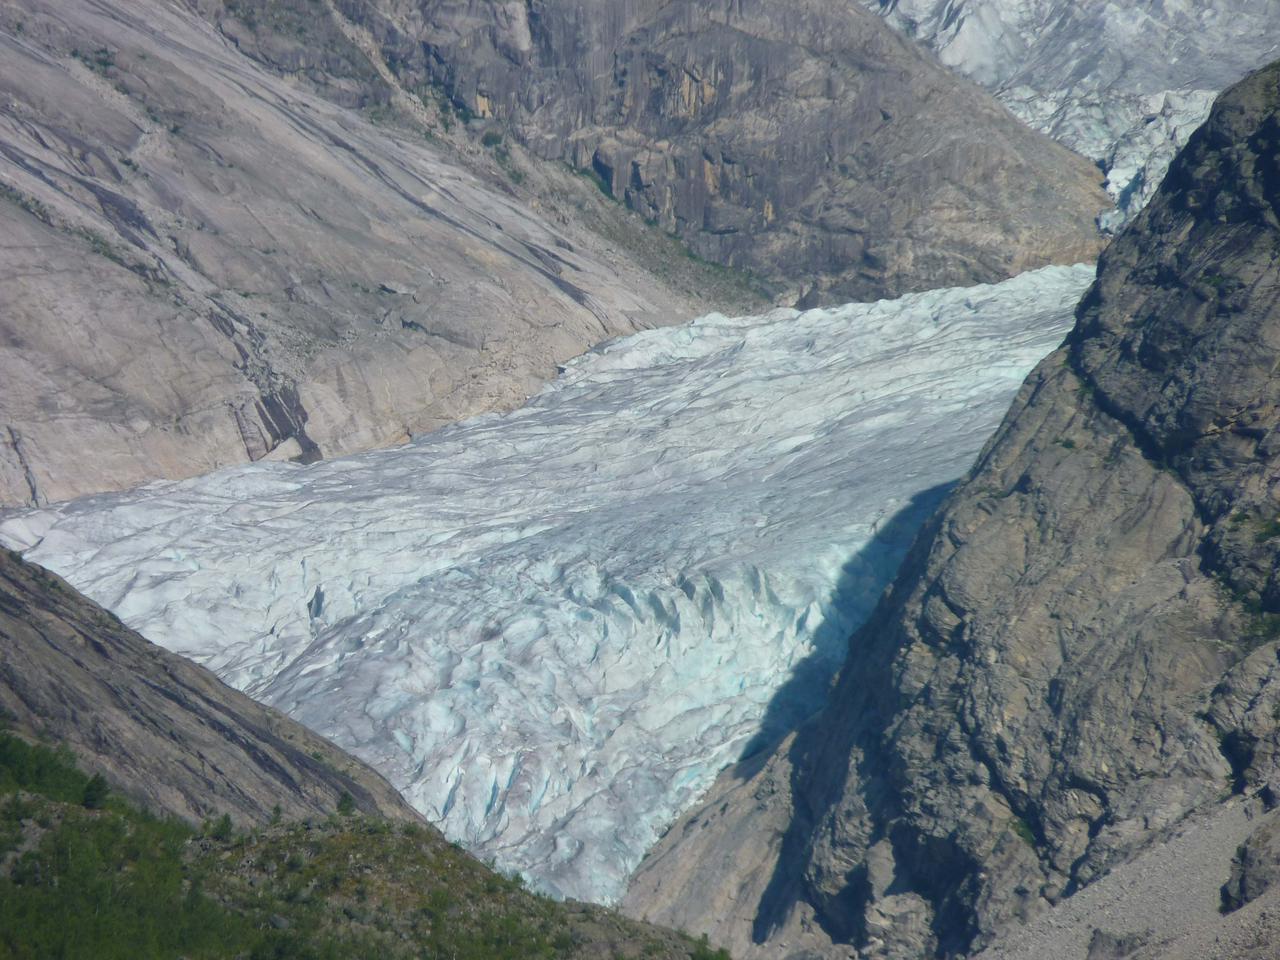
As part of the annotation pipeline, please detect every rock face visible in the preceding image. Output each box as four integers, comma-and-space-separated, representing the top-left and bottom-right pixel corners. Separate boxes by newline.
343, 0, 1107, 303
0, 547, 421, 826
859, 0, 1280, 225
0, 0, 727, 507
0, 0, 1106, 508
1223, 818, 1280, 914
625, 61, 1280, 959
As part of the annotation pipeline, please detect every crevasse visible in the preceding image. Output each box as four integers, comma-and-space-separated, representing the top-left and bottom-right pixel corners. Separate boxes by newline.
0, 264, 1094, 903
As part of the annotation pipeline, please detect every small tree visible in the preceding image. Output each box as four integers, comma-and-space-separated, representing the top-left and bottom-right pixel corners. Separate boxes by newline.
336, 792, 356, 816
210, 813, 234, 841
81, 773, 110, 809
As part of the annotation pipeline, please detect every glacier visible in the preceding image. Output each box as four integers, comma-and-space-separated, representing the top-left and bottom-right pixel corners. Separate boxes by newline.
0, 264, 1094, 903
861, 0, 1280, 226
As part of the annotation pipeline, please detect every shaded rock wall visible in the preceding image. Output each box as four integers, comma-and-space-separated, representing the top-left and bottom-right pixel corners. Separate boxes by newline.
338, 0, 1108, 303
626, 61, 1280, 960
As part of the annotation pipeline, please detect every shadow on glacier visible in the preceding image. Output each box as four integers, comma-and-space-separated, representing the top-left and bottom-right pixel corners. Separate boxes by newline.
736, 480, 956, 764
738, 480, 967, 951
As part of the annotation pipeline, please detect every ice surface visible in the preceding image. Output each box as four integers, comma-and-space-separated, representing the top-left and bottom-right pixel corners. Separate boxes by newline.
863, 0, 1280, 225
0, 264, 1095, 902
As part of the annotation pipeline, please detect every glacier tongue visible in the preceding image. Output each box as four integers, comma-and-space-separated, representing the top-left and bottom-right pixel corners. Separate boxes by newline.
862, 0, 1280, 225
0, 264, 1094, 902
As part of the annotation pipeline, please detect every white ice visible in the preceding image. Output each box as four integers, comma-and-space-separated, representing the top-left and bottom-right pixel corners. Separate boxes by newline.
0, 264, 1095, 903
861, 0, 1280, 225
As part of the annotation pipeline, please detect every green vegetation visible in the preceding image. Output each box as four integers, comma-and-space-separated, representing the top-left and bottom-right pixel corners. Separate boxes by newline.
0, 734, 261, 960
1254, 517, 1280, 543
580, 165, 616, 200
494, 145, 526, 185
0, 731, 731, 959
481, 129, 504, 148
0, 183, 51, 223
690, 935, 730, 960
1246, 609, 1280, 645
1212, 568, 1280, 649
71, 47, 115, 75
1009, 816, 1036, 847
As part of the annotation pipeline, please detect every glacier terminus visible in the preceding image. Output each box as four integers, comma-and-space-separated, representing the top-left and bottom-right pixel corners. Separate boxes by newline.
1, 264, 1094, 903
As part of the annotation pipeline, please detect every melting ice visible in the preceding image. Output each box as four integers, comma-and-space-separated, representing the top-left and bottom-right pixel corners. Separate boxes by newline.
0, 264, 1094, 902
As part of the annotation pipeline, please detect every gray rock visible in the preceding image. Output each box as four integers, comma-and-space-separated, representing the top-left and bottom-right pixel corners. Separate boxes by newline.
0, 0, 725, 507
1086, 929, 1149, 960
338, 0, 1108, 303
624, 61, 1280, 960
0, 546, 421, 826
857, 0, 1280, 225
0, 0, 1108, 507
1223, 820, 1280, 913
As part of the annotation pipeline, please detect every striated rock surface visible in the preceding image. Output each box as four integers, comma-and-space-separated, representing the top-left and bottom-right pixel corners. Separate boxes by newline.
0, 547, 421, 826
0, 0, 1108, 507
625, 61, 1280, 959
342, 0, 1108, 303
0, 0, 738, 507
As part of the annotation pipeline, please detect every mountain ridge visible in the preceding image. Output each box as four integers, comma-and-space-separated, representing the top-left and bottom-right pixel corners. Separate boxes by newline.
0, 545, 420, 827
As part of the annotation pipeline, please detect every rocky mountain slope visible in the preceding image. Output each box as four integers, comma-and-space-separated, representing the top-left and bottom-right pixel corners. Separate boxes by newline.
624, 59, 1280, 959
0, 546, 419, 826
970, 793, 1280, 960
860, 0, 1280, 225
0, 0, 747, 508
0, 0, 1109, 509
306, 0, 1107, 303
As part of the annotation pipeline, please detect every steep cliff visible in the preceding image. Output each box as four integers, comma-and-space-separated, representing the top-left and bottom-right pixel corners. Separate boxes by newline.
0, 0, 745, 507
335, 0, 1107, 303
626, 60, 1280, 959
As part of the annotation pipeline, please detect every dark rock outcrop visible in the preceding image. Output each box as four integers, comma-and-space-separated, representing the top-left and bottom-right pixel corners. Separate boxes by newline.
0, 546, 421, 826
333, 0, 1108, 303
1223, 819, 1280, 913
626, 61, 1280, 959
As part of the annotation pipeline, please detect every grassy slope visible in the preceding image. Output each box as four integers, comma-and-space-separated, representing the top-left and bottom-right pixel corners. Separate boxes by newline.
0, 731, 729, 960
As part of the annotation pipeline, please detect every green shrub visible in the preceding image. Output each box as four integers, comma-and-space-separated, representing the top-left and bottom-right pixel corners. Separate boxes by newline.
81, 773, 110, 809
0, 734, 90, 803
210, 812, 234, 841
